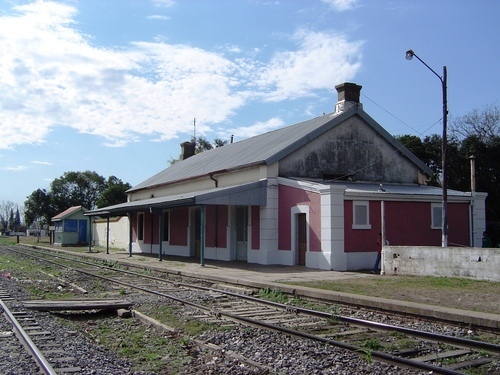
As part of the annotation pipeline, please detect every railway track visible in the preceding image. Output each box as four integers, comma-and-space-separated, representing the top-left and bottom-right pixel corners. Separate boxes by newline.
0, 288, 81, 374
2, 245, 500, 374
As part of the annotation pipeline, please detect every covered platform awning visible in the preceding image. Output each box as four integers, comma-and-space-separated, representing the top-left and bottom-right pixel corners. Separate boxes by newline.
85, 180, 268, 217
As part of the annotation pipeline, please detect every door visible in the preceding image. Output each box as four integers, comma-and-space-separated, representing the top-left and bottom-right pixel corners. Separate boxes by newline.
78, 220, 87, 244
193, 207, 201, 257
236, 206, 248, 261
297, 213, 307, 266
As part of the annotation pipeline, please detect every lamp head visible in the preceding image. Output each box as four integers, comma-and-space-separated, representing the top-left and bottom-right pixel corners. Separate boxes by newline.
405, 50, 414, 60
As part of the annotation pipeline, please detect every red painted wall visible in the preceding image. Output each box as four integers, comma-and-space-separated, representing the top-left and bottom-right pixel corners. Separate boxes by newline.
344, 200, 470, 252
205, 205, 228, 248
170, 207, 189, 246
278, 185, 321, 252
252, 206, 260, 250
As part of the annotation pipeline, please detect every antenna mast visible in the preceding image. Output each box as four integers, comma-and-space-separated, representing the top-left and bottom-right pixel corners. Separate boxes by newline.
193, 117, 196, 145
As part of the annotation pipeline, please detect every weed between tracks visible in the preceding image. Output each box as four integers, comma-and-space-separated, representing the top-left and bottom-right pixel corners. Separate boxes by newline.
0, 246, 225, 374
258, 286, 341, 314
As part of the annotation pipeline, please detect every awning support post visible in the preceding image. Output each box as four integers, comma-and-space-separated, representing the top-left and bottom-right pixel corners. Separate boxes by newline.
128, 213, 133, 257
106, 216, 110, 255
88, 217, 92, 253
158, 210, 163, 261
200, 205, 205, 267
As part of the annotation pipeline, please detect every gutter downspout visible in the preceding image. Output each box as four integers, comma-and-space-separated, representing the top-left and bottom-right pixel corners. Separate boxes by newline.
210, 174, 218, 187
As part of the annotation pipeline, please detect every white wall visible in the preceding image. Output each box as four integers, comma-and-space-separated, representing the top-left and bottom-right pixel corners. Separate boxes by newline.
383, 246, 500, 282
93, 217, 129, 250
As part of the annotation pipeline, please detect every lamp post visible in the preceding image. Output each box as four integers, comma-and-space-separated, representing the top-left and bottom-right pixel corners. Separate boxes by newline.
405, 49, 448, 247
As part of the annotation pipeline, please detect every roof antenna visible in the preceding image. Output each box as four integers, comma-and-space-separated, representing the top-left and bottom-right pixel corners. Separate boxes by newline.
193, 117, 196, 145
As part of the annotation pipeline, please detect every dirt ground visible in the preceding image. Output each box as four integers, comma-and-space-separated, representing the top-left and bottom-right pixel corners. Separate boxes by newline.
299, 275, 500, 315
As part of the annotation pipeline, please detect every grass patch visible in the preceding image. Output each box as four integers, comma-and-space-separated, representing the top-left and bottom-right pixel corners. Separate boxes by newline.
141, 305, 214, 336
283, 275, 500, 314
82, 317, 190, 373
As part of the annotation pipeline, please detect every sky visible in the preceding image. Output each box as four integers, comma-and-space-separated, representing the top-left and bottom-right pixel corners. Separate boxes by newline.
1, 0, 499, 209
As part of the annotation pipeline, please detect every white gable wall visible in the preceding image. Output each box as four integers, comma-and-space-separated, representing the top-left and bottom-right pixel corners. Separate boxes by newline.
279, 116, 423, 184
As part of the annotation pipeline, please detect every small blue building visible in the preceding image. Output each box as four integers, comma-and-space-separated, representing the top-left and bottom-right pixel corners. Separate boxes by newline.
52, 206, 89, 246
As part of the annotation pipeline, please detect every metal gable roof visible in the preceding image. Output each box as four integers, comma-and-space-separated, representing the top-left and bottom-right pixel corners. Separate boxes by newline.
128, 105, 433, 193
52, 206, 87, 221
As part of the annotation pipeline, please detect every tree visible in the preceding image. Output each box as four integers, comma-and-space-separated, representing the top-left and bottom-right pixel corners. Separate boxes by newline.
24, 171, 131, 227
24, 189, 55, 228
399, 103, 500, 242
169, 136, 230, 165
0, 200, 16, 232
192, 135, 229, 153
450, 103, 499, 143
50, 171, 106, 211
8, 208, 21, 231
96, 176, 132, 208
450, 105, 500, 229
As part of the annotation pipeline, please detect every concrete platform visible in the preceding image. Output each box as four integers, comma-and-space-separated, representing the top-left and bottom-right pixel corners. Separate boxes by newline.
54, 249, 498, 331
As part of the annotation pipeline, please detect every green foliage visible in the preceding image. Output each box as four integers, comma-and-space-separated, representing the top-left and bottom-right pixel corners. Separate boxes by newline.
361, 338, 382, 350
169, 135, 230, 165
24, 171, 131, 227
356, 348, 372, 364
397, 103, 500, 239
96, 176, 131, 208
258, 287, 289, 303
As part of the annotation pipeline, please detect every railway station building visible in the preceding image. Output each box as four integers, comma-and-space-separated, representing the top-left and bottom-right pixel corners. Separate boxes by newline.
86, 82, 487, 271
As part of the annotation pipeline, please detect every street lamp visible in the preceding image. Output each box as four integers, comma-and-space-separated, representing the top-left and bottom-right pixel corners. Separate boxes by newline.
405, 49, 448, 247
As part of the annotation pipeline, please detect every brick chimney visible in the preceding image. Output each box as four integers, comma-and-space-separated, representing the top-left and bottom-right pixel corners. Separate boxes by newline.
334, 82, 362, 114
180, 141, 196, 160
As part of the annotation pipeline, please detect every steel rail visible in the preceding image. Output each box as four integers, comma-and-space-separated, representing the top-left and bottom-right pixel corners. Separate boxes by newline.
8, 246, 494, 374
15, 258, 465, 375
13, 246, 500, 355
0, 299, 57, 375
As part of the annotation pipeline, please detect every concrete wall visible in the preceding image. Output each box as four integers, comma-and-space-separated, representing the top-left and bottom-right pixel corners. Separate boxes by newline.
383, 246, 500, 282
93, 217, 129, 250
279, 117, 421, 184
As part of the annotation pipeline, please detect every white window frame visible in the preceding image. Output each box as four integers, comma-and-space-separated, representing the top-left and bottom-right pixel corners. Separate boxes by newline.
431, 203, 442, 229
352, 201, 371, 230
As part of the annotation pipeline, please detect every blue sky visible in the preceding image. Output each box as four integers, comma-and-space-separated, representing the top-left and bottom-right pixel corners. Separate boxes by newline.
1, 0, 498, 210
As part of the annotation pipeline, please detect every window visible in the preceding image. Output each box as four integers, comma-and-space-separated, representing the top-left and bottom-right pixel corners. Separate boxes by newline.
162, 211, 169, 241
137, 213, 144, 241
352, 201, 371, 229
63, 219, 77, 232
431, 204, 442, 229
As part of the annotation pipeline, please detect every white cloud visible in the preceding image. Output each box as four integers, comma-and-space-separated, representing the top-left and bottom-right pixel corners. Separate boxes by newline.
147, 15, 171, 20
2, 166, 29, 171
224, 117, 285, 139
0, 2, 362, 150
152, 0, 175, 8
254, 29, 362, 101
32, 161, 52, 165
321, 0, 359, 12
